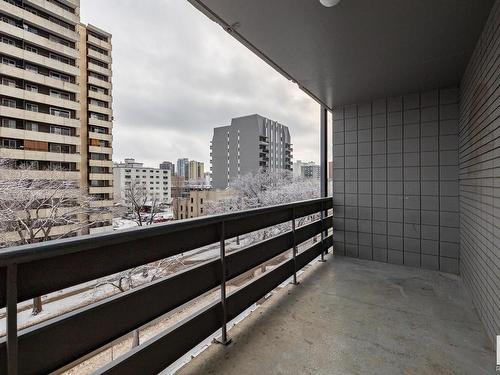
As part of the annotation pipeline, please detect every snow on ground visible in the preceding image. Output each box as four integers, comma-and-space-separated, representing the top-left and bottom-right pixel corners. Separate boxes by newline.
113, 218, 138, 230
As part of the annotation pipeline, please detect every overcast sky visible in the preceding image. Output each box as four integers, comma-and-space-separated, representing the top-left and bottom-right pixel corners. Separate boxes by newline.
80, 0, 319, 168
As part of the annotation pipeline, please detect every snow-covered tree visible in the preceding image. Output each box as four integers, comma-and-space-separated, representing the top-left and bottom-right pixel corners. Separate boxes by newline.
123, 179, 160, 226
206, 170, 320, 241
0, 158, 112, 314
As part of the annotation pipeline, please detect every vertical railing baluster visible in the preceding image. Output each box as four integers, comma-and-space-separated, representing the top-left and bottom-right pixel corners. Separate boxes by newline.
320, 201, 326, 262
216, 221, 231, 346
6, 264, 18, 375
292, 207, 299, 285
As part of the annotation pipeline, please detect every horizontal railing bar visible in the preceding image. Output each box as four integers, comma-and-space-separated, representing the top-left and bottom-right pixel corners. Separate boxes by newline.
96, 235, 332, 375
0, 217, 332, 374
0, 198, 331, 308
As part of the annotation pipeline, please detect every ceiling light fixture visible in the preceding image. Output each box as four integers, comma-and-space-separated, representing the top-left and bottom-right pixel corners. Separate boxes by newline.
319, 0, 341, 7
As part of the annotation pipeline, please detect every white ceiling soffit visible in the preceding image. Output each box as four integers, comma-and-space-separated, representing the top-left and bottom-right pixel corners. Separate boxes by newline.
188, 0, 494, 109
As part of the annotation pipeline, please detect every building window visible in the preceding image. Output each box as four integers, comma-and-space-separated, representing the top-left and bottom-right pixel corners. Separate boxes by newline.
50, 71, 70, 82
2, 98, 16, 108
50, 108, 70, 118
50, 90, 70, 100
2, 57, 16, 66
26, 122, 38, 132
1, 139, 18, 149
1, 118, 16, 128
26, 45, 38, 54
26, 84, 38, 92
26, 103, 38, 112
2, 78, 16, 87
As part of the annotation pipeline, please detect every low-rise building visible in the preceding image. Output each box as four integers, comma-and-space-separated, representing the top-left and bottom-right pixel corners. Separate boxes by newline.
173, 189, 233, 220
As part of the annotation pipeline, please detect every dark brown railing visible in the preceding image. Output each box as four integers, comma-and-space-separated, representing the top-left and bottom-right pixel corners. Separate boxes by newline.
0, 197, 333, 374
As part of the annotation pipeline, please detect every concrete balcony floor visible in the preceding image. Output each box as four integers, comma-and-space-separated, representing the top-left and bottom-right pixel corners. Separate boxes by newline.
178, 256, 494, 375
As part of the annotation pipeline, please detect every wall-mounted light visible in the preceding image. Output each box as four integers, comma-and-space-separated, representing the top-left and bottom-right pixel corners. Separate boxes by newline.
319, 0, 341, 7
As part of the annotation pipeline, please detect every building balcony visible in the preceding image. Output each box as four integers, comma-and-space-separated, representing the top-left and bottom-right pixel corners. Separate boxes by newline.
89, 186, 113, 195
0, 21, 79, 59
87, 48, 112, 64
1, 43, 79, 77
89, 172, 113, 181
0, 106, 80, 128
88, 158, 113, 168
88, 103, 113, 116
0, 64, 79, 93
87, 62, 112, 78
0, 147, 80, 163
0, 127, 80, 145
0, 85, 80, 111
88, 116, 112, 128
88, 145, 112, 155
0, 198, 336, 374
88, 89, 112, 102
87, 34, 112, 51
88, 131, 112, 142
88, 75, 112, 90
24, 0, 79, 25
0, 195, 492, 374
1, 0, 79, 41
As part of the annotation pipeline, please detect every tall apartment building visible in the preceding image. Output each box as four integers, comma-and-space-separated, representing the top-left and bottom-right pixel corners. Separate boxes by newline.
0, 0, 114, 233
188, 160, 204, 181
113, 158, 171, 205
176, 157, 188, 178
211, 114, 292, 189
159, 160, 175, 174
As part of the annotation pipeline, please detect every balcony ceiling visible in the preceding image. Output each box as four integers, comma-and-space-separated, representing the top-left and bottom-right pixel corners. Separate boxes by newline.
188, 0, 494, 108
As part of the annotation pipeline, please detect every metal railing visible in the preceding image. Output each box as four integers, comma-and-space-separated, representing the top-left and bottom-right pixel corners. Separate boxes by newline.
0, 197, 333, 374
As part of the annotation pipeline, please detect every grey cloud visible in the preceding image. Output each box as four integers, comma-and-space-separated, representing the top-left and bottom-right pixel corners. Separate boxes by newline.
81, 0, 319, 167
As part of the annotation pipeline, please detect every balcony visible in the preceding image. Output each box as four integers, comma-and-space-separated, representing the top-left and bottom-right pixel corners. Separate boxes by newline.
1, 43, 79, 77
88, 75, 112, 90
0, 64, 79, 93
87, 34, 112, 51
0, 198, 333, 374
0, 106, 80, 128
88, 48, 112, 65
0, 21, 79, 59
0, 85, 80, 111
88, 116, 112, 128
1, 0, 78, 41
24, 0, 79, 25
88, 103, 113, 116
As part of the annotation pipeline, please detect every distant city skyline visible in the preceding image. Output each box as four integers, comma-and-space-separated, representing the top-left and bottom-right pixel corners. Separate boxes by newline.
80, 0, 320, 168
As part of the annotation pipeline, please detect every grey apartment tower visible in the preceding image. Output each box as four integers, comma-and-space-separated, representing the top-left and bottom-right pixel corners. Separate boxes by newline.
211, 114, 292, 189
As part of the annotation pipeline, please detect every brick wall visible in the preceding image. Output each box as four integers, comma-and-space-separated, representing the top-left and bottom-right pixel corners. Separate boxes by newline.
332, 87, 460, 273
459, 0, 499, 346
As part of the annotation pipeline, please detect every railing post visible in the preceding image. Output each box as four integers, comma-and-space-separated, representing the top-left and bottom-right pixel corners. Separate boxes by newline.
292, 207, 299, 285
319, 201, 326, 262
6, 264, 18, 375
215, 221, 232, 346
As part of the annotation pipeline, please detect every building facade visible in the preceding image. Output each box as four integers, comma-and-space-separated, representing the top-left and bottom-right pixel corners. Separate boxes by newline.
0, 0, 114, 233
292, 160, 317, 178
302, 164, 320, 179
113, 158, 171, 205
176, 157, 188, 178
173, 188, 233, 220
159, 160, 175, 174
211, 114, 292, 189
188, 160, 204, 181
